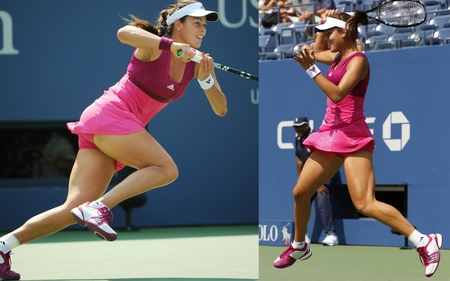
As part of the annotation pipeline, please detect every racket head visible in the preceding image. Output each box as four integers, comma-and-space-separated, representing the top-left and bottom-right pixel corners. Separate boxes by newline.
370, 0, 427, 27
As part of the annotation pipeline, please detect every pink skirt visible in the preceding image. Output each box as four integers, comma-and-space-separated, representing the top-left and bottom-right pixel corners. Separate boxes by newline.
303, 122, 375, 155
67, 74, 169, 171
67, 74, 168, 136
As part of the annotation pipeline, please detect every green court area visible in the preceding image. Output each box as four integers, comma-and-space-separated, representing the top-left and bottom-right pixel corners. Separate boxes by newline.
260, 244, 450, 281
4, 225, 258, 281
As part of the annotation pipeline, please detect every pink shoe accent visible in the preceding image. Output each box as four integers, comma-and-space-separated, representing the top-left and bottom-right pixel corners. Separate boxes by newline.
0, 249, 20, 280
417, 234, 443, 277
273, 243, 312, 268
71, 202, 117, 241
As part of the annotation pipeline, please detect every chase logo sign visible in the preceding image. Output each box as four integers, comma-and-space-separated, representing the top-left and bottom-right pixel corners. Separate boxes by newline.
277, 111, 410, 152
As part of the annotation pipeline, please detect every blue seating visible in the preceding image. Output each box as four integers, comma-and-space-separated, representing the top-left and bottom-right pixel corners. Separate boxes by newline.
258, 5, 450, 59
433, 28, 450, 44
375, 42, 395, 50
409, 24, 438, 45
429, 14, 450, 28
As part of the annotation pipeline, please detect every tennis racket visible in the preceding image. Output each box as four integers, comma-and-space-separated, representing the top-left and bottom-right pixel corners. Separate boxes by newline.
177, 50, 259, 81
363, 0, 427, 27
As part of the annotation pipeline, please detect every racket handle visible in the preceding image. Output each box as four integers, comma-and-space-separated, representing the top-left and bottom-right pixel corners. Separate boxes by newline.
177, 49, 202, 63
190, 54, 202, 63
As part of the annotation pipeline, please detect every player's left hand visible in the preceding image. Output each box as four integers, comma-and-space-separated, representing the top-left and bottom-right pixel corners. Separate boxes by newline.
294, 49, 316, 71
197, 52, 214, 80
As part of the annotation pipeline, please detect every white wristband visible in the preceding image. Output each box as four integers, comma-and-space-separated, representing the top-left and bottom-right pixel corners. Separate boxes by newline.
306, 64, 321, 79
198, 74, 214, 90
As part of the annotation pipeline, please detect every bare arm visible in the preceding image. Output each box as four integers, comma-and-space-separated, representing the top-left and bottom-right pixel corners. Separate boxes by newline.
294, 50, 368, 103
195, 53, 228, 117
116, 25, 194, 62
313, 9, 341, 65
312, 32, 337, 65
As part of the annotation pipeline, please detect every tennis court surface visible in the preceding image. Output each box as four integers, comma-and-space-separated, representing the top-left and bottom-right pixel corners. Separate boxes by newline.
260, 244, 449, 281
6, 225, 258, 281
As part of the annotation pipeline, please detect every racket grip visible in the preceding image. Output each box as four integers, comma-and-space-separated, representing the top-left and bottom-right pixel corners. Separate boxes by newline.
190, 54, 202, 63
177, 49, 202, 63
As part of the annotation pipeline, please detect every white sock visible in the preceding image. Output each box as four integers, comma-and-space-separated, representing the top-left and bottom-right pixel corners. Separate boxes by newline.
408, 229, 425, 247
0, 233, 20, 251
292, 241, 305, 249
327, 231, 335, 235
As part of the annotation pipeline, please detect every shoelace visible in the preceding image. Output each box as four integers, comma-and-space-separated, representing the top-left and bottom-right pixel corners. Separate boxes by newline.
279, 245, 295, 258
1, 251, 13, 271
417, 247, 440, 266
93, 207, 114, 224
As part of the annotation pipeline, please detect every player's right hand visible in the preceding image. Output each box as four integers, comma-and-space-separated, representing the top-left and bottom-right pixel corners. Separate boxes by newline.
172, 42, 195, 62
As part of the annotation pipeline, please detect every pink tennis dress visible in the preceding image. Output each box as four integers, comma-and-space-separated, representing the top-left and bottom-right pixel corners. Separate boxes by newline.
67, 51, 195, 170
303, 52, 375, 155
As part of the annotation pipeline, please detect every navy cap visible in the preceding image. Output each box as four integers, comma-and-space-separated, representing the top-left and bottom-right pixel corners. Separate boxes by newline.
293, 116, 309, 126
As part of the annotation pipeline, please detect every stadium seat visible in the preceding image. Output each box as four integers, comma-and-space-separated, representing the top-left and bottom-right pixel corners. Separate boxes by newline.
429, 14, 450, 28
424, 0, 442, 14
272, 22, 293, 34
290, 21, 308, 45
279, 28, 296, 45
399, 39, 418, 48
433, 28, 450, 44
387, 28, 413, 48
259, 34, 271, 52
365, 34, 389, 51
274, 43, 295, 60
409, 24, 438, 45
375, 24, 395, 36
375, 42, 395, 50
118, 193, 147, 231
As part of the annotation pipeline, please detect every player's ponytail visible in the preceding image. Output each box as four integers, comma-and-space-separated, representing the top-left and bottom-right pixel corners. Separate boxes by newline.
346, 10, 369, 42
122, 14, 159, 36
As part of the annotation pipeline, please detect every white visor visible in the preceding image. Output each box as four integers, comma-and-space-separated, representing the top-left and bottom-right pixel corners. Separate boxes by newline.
315, 17, 348, 31
166, 2, 219, 26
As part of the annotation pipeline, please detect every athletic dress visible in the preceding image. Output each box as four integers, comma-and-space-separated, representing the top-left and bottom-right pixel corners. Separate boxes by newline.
67, 50, 195, 170
303, 52, 375, 156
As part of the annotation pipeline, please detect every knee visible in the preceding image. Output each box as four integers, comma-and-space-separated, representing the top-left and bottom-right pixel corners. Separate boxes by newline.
292, 187, 310, 203
353, 200, 373, 217
160, 162, 179, 185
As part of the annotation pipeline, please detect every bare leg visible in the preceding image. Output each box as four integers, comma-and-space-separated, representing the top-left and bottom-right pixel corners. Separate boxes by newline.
292, 150, 343, 242
12, 149, 115, 244
11, 130, 177, 245
93, 130, 178, 208
344, 151, 415, 236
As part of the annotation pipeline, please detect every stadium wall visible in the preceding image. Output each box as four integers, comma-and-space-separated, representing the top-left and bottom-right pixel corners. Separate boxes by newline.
259, 45, 450, 249
0, 0, 259, 231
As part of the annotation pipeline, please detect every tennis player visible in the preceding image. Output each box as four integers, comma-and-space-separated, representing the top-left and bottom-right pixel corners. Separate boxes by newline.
273, 9, 442, 278
0, 1, 225, 280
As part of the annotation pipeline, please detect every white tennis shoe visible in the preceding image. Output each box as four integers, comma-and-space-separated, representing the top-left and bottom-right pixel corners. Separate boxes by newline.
322, 233, 339, 246
71, 201, 117, 241
416, 234, 443, 277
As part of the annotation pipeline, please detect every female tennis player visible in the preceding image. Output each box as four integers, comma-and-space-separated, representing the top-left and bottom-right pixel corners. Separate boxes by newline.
0, 1, 225, 279
273, 9, 442, 278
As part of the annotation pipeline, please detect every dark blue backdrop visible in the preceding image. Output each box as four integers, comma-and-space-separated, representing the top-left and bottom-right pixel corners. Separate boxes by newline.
0, 0, 259, 231
259, 45, 450, 248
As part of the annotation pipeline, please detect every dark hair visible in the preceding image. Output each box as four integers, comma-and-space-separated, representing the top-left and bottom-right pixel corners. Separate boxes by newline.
122, 14, 159, 36
333, 10, 369, 43
122, 0, 198, 37
156, 0, 198, 37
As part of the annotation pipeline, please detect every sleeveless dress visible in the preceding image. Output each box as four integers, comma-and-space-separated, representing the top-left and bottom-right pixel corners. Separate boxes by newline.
66, 51, 195, 170
303, 52, 375, 155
